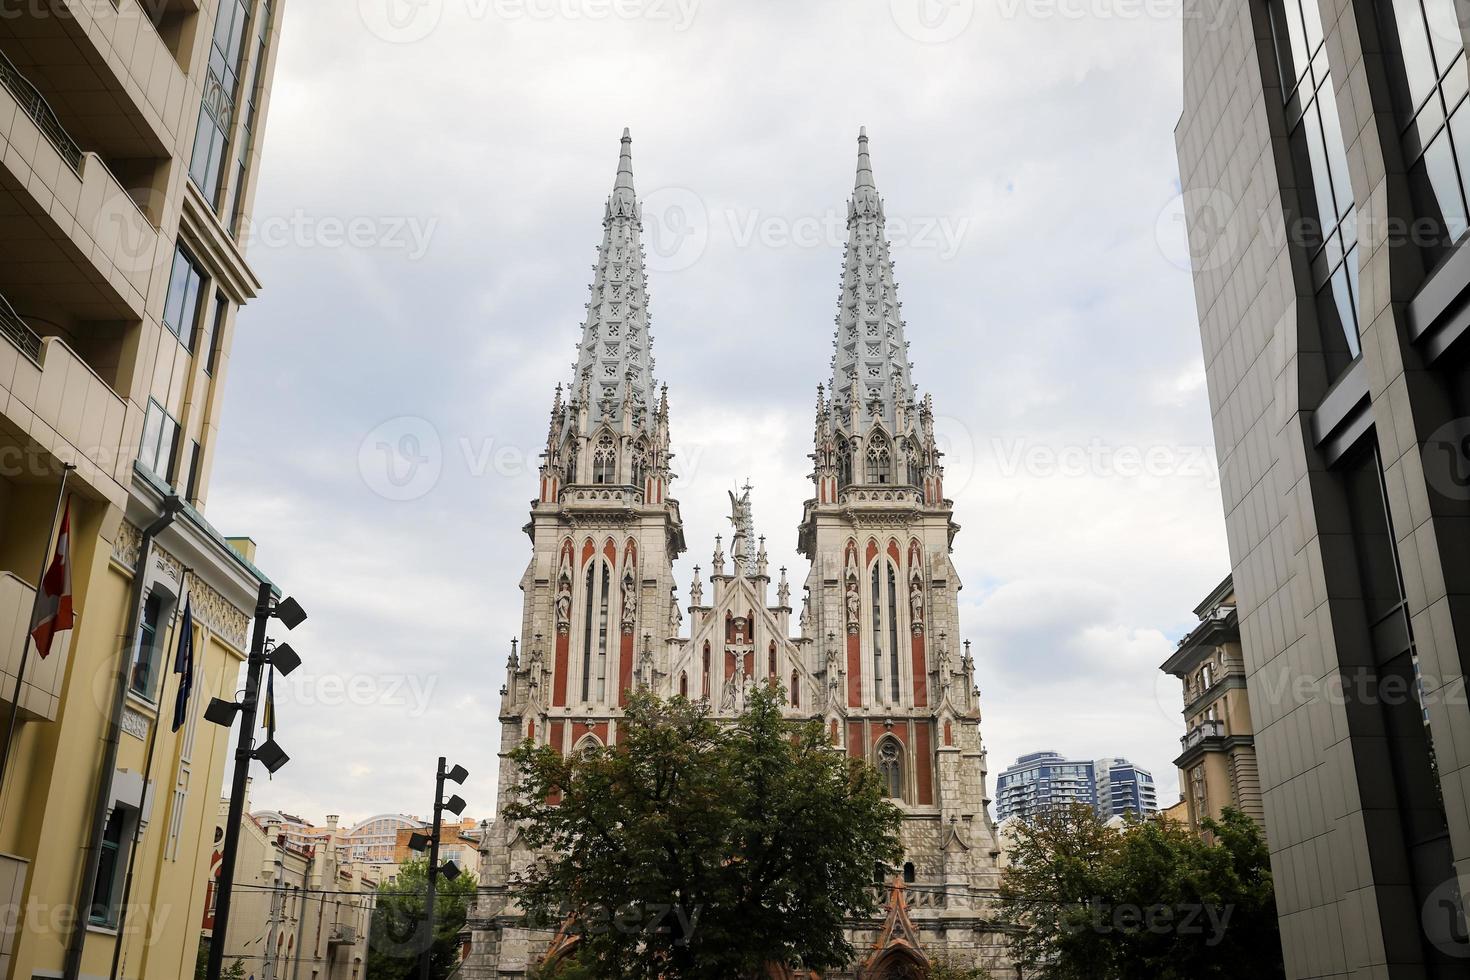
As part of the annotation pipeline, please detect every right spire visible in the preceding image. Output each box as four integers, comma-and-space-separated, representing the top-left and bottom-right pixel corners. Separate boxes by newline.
828, 127, 917, 435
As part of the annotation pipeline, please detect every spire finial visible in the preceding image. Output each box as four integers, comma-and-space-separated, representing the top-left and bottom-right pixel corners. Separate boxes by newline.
855, 127, 875, 192
615, 128, 635, 195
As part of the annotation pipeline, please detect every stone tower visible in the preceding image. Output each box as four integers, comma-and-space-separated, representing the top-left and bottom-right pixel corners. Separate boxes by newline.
464, 130, 686, 977
796, 129, 1011, 974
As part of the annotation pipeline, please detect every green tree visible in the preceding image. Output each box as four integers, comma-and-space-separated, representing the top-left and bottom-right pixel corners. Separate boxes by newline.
999, 806, 1283, 979
367, 858, 478, 980
505, 686, 903, 979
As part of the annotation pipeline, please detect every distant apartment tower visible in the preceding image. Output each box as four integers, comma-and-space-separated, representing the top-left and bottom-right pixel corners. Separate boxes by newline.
995, 752, 1156, 822
1177, 0, 1470, 970
1095, 758, 1159, 820
0, 2, 286, 978
1161, 576, 1264, 835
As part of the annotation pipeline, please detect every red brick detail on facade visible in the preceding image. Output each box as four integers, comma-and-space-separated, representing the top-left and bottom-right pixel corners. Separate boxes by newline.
742, 650, 754, 677
866, 538, 879, 565
847, 630, 862, 707
618, 631, 634, 707
911, 632, 927, 708
553, 630, 570, 707
915, 723, 933, 805
581, 537, 595, 566
887, 538, 901, 565
847, 722, 864, 759
944, 720, 953, 746
572, 721, 609, 747
550, 720, 565, 755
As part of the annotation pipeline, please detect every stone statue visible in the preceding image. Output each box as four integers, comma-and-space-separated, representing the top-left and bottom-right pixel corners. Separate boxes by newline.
910, 578, 924, 631
845, 578, 861, 633
555, 577, 572, 634
728, 483, 756, 575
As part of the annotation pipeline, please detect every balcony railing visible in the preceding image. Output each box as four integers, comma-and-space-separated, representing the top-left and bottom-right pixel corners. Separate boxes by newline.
0, 293, 41, 363
1180, 719, 1225, 751
0, 49, 82, 171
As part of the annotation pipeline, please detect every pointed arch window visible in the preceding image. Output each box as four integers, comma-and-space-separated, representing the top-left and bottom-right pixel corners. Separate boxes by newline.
679, 672, 688, 698
702, 642, 711, 699
837, 437, 853, 487
791, 670, 800, 708
564, 454, 577, 485
632, 441, 649, 492
593, 433, 616, 485
581, 563, 611, 702
872, 564, 885, 703
867, 435, 891, 484
877, 738, 904, 800
768, 642, 777, 678
887, 564, 900, 703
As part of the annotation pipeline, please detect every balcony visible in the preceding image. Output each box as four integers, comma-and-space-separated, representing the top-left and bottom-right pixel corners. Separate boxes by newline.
0, 571, 68, 722
328, 923, 359, 947
1180, 719, 1225, 751
0, 52, 160, 325
0, 302, 132, 506
0, 1, 187, 161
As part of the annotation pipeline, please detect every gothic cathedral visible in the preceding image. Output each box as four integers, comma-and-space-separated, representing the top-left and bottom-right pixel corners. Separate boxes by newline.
465, 130, 1012, 978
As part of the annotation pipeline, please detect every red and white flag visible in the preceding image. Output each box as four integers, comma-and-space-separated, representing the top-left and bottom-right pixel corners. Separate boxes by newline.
30, 498, 74, 658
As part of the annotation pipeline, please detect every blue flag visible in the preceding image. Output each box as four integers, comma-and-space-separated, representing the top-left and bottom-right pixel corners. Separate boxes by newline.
171, 597, 195, 732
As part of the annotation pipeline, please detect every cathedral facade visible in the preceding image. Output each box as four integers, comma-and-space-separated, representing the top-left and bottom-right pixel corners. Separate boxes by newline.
464, 130, 1013, 978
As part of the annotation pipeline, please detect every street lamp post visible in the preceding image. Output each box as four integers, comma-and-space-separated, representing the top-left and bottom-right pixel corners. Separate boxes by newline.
205, 584, 307, 980
418, 756, 468, 980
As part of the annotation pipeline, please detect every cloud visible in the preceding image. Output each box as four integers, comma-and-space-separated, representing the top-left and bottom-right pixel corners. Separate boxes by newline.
202, 0, 1225, 820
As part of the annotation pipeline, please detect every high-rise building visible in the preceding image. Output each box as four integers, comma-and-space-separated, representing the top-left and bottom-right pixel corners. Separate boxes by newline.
1161, 575, 1264, 835
0, 2, 286, 977
466, 130, 1011, 977
994, 752, 1156, 823
1177, 0, 1470, 970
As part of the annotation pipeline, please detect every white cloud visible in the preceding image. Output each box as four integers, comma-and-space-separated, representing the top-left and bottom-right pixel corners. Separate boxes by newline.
203, 0, 1224, 819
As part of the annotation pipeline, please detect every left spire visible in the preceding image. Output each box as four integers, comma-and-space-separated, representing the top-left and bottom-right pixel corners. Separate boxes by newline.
568, 129, 658, 426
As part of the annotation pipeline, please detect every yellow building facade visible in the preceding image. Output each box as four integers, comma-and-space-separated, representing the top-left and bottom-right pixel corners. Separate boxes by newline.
1160, 576, 1265, 836
0, 1, 287, 977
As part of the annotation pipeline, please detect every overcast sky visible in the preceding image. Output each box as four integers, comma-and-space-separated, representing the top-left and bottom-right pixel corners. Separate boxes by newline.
205, 0, 1227, 826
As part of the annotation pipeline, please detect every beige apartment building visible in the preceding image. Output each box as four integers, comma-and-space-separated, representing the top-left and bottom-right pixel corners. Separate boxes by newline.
0, 1, 285, 977
1160, 576, 1263, 835
1178, 0, 1470, 972
208, 804, 377, 980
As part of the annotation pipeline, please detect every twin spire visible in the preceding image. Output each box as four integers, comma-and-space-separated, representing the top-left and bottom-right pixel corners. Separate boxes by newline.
563, 128, 919, 437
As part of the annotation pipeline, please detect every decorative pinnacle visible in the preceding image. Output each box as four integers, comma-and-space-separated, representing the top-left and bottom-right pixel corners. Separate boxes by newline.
855, 127, 875, 191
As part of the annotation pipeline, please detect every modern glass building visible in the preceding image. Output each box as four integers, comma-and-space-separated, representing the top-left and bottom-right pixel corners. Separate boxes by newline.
995, 752, 1156, 822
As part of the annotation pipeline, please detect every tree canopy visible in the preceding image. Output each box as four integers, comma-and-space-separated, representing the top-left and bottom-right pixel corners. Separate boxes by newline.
367, 858, 478, 980
998, 805, 1283, 979
506, 686, 903, 979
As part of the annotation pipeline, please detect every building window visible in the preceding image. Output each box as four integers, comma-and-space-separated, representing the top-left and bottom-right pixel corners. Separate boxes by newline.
866, 435, 892, 484
596, 564, 610, 701
163, 245, 206, 346
1375, 0, 1470, 265
1268, 0, 1362, 375
227, 0, 273, 233
186, 440, 204, 502
581, 566, 596, 702
593, 434, 616, 484
871, 565, 884, 703
190, 0, 252, 206
768, 642, 777, 677
90, 806, 133, 925
139, 400, 182, 483
790, 669, 800, 708
702, 642, 711, 699
887, 565, 900, 703
632, 442, 648, 492
203, 295, 228, 375
877, 738, 903, 800
836, 437, 852, 487
679, 671, 688, 697
902, 861, 916, 883
130, 593, 165, 700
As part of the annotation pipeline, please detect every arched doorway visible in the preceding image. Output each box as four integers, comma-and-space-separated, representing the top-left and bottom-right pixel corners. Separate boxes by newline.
867, 948, 928, 979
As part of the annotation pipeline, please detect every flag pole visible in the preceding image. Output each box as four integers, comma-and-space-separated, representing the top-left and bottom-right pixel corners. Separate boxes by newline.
108, 567, 194, 980
0, 462, 75, 799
